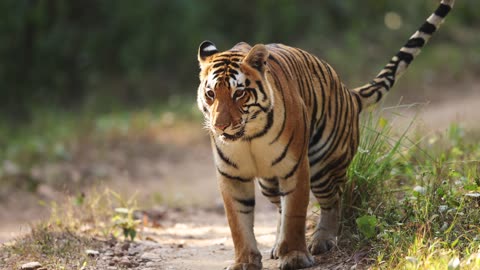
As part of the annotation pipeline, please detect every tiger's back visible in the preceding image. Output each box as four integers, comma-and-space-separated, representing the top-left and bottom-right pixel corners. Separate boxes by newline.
261, 43, 362, 206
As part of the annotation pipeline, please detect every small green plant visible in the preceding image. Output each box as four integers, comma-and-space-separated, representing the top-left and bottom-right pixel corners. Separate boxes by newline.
109, 190, 141, 241
112, 207, 141, 241
356, 215, 378, 239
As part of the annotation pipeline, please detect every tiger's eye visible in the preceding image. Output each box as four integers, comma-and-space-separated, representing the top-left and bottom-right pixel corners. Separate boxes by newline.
206, 89, 215, 99
233, 90, 245, 100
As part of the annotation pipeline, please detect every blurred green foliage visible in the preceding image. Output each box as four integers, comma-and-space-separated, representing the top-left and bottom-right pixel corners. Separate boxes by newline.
1, 0, 479, 121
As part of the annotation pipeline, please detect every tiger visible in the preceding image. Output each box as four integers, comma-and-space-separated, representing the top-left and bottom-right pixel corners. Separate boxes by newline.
196, 1, 455, 269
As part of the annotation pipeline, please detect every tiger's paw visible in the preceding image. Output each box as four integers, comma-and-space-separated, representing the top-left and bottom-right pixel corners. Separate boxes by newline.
308, 211, 338, 255
308, 233, 337, 255
270, 243, 279, 259
226, 262, 262, 270
227, 252, 262, 270
279, 250, 314, 270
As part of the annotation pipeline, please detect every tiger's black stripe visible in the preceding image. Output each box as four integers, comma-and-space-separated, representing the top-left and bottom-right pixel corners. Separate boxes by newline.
268, 71, 287, 145
256, 81, 268, 102
245, 109, 274, 141
282, 109, 308, 180
271, 131, 295, 166
235, 197, 255, 207
259, 181, 295, 197
215, 143, 238, 169
217, 168, 251, 182
435, 4, 451, 18
258, 181, 279, 196
404, 38, 425, 48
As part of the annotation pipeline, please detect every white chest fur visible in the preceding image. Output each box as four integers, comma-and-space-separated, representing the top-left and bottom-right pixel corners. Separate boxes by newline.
212, 134, 298, 180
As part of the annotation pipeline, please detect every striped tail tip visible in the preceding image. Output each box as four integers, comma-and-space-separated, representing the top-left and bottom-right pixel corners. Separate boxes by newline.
353, 0, 455, 108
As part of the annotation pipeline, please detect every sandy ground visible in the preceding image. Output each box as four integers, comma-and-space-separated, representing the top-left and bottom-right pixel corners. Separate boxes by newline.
1, 84, 479, 269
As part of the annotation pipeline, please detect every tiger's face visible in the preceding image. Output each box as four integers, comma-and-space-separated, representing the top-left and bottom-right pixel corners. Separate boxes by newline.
197, 41, 272, 141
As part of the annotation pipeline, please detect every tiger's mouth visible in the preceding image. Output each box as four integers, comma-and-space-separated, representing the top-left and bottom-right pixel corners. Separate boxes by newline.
212, 117, 247, 141
219, 129, 245, 141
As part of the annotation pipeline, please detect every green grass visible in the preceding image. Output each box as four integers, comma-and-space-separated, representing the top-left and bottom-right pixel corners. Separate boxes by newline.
342, 105, 480, 269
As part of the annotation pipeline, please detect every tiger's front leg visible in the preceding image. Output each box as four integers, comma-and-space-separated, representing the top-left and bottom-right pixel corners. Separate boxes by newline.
275, 158, 315, 270
219, 175, 262, 270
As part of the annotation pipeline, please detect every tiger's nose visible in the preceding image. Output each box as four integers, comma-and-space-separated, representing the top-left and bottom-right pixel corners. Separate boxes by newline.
214, 122, 230, 131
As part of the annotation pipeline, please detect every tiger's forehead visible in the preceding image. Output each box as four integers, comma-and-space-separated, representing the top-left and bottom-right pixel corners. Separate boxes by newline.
211, 51, 246, 63
207, 51, 247, 89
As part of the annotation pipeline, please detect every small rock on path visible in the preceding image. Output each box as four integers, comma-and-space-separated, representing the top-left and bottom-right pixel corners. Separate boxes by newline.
20, 262, 42, 270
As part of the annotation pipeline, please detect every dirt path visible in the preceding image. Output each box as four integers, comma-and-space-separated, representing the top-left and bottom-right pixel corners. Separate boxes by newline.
142, 210, 356, 270
89, 207, 356, 270
141, 209, 280, 270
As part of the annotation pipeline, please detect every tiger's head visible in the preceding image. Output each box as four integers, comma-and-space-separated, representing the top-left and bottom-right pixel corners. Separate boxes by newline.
197, 41, 274, 142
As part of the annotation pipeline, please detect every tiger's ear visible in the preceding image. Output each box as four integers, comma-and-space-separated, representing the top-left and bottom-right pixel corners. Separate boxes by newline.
198, 40, 218, 64
231, 42, 251, 53
243, 44, 269, 73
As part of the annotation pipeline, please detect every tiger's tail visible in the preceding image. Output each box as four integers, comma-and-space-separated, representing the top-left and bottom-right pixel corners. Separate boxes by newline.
353, 0, 455, 108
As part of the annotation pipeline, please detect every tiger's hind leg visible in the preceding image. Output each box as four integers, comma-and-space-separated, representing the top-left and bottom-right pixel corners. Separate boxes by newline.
308, 171, 345, 255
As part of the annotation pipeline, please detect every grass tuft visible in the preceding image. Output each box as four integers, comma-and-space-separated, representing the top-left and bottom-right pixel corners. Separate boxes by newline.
0, 189, 141, 269
2, 225, 103, 269
341, 104, 480, 269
